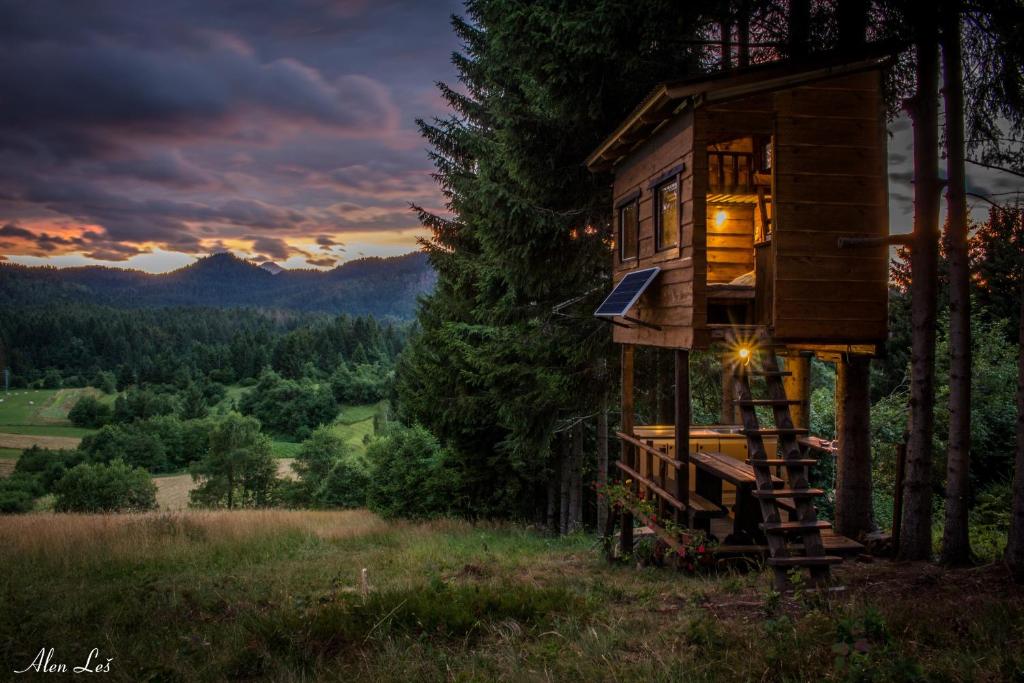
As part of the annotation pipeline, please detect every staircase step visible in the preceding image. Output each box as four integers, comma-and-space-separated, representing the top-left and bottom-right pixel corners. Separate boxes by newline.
760, 520, 832, 533
747, 458, 818, 466
736, 399, 803, 406
767, 555, 843, 567
740, 428, 809, 437
753, 488, 825, 499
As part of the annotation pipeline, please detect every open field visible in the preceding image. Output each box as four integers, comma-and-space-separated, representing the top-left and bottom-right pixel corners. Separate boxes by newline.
155, 459, 297, 510
0, 432, 82, 451
1, 509, 1022, 681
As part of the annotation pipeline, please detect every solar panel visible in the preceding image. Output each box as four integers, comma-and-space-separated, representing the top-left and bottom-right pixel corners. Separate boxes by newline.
594, 267, 661, 317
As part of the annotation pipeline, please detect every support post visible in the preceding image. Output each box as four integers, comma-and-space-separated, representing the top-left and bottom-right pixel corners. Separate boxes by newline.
620, 344, 635, 555
720, 353, 736, 424
835, 354, 874, 539
675, 349, 691, 525
782, 353, 812, 430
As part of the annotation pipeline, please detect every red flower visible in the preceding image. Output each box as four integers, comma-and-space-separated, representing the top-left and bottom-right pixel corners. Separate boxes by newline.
697, 545, 705, 554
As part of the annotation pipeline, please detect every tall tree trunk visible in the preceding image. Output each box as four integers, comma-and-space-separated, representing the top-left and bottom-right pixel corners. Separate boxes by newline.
559, 432, 570, 534
941, 1, 973, 566
835, 355, 874, 538
788, 0, 811, 57
1007, 288, 1024, 580
568, 422, 584, 532
900, 17, 943, 561
838, 0, 869, 54
720, 19, 733, 70
737, 3, 750, 67
597, 391, 609, 535
546, 454, 558, 533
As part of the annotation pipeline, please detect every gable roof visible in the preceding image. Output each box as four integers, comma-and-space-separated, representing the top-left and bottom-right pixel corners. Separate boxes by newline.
585, 44, 901, 172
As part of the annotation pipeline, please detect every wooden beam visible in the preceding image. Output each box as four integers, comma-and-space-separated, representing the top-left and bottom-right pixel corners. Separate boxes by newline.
675, 349, 691, 524
620, 344, 635, 554
837, 234, 913, 248
720, 353, 736, 424
782, 353, 812, 429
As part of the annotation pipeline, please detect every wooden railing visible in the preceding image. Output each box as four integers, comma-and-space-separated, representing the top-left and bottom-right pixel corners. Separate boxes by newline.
615, 431, 688, 522
708, 151, 755, 194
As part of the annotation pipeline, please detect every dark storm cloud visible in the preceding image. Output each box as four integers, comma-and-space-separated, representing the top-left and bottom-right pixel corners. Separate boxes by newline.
0, 0, 460, 268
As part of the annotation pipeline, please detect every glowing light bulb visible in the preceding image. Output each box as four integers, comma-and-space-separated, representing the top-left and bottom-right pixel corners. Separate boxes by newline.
738, 347, 751, 366
715, 210, 728, 226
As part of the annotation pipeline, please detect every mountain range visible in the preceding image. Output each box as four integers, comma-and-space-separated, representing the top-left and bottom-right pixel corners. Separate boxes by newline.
0, 251, 435, 318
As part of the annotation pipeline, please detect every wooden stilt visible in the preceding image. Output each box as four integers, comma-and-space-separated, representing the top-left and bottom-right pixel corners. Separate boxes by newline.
675, 349, 691, 526
782, 353, 811, 430
620, 344, 635, 556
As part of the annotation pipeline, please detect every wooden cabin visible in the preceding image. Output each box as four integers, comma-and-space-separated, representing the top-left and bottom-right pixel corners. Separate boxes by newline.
588, 54, 891, 588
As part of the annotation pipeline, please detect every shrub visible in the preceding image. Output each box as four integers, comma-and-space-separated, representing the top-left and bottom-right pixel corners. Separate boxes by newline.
54, 459, 157, 512
318, 458, 369, 509
68, 395, 113, 428
239, 370, 338, 439
113, 387, 179, 423
80, 425, 170, 472
0, 476, 38, 513
365, 423, 456, 518
13, 446, 86, 492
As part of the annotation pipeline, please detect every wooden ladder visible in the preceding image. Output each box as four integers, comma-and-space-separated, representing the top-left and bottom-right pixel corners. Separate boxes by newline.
733, 352, 839, 591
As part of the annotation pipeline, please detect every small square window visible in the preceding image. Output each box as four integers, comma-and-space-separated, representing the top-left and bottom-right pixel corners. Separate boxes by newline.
619, 200, 639, 261
656, 180, 679, 250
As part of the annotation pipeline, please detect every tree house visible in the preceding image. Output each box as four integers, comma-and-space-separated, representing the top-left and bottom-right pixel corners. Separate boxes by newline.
588, 54, 890, 589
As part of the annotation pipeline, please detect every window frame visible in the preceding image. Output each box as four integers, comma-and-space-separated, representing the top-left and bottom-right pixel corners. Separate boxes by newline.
616, 191, 641, 263
654, 176, 681, 252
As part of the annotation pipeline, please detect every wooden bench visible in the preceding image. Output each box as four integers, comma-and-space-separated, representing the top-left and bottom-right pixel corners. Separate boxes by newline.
691, 451, 785, 540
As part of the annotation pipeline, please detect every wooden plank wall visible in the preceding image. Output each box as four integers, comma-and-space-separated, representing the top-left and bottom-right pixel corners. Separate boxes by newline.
610, 110, 696, 349
707, 204, 755, 283
771, 69, 889, 342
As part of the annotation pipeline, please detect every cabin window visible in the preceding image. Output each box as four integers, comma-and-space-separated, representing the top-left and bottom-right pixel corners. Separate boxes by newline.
619, 199, 639, 261
655, 179, 679, 250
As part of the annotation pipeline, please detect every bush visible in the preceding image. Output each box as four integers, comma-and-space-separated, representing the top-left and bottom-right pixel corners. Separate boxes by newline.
54, 459, 157, 512
318, 458, 369, 508
14, 446, 86, 492
80, 424, 170, 472
0, 477, 37, 513
113, 387, 179, 423
239, 370, 338, 439
365, 423, 456, 519
330, 363, 392, 404
68, 395, 113, 428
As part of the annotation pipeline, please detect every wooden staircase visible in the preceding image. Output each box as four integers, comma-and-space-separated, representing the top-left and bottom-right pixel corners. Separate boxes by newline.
734, 352, 839, 590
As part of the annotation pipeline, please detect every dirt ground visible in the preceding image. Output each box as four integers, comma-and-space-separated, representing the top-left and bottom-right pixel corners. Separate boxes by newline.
0, 433, 82, 451
156, 458, 297, 510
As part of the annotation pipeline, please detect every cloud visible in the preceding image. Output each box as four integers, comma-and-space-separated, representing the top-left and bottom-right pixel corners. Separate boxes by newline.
306, 255, 338, 268
0, 0, 461, 269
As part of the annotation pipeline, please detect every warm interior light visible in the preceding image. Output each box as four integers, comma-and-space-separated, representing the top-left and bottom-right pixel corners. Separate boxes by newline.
715, 210, 728, 227
738, 347, 750, 360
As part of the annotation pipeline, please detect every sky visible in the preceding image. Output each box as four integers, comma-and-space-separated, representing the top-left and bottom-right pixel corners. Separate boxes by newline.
0, 1, 1017, 273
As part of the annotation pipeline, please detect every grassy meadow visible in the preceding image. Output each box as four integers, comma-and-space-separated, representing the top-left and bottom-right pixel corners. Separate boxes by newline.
1, 509, 1022, 682
0, 387, 380, 511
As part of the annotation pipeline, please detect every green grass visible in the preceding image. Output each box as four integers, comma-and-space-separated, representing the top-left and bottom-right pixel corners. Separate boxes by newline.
271, 440, 303, 458
0, 448, 22, 460
0, 424, 97, 438
1, 510, 1022, 682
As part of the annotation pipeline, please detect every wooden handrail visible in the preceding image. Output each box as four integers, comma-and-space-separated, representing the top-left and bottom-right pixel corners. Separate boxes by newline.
615, 431, 684, 468
615, 461, 686, 511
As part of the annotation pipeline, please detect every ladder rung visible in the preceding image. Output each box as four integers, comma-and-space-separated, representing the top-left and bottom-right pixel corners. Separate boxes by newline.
749, 370, 792, 377
760, 520, 832, 533
740, 428, 809, 436
736, 399, 802, 406
747, 458, 817, 466
753, 488, 825, 499
767, 555, 843, 567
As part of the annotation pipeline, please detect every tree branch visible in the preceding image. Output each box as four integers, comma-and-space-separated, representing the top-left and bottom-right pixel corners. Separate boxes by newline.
966, 158, 1024, 179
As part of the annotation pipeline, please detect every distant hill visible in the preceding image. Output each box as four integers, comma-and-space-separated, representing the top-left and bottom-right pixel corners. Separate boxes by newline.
0, 251, 435, 318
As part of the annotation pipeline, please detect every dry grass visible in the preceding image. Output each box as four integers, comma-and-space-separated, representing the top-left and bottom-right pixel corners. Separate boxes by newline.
0, 432, 82, 450
0, 508, 390, 565
155, 458, 297, 510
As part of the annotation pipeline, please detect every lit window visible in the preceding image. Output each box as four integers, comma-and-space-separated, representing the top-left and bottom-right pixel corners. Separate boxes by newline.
656, 180, 679, 250
619, 200, 638, 261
